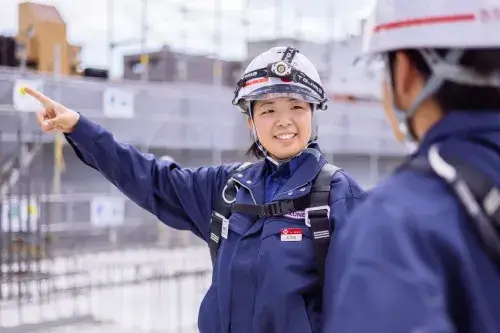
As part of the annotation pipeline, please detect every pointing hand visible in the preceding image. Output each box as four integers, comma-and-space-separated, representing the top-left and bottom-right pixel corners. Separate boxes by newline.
22, 87, 80, 134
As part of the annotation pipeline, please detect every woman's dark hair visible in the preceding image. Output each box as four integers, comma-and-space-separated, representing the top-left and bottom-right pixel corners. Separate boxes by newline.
245, 101, 265, 159
246, 141, 265, 159
388, 48, 500, 111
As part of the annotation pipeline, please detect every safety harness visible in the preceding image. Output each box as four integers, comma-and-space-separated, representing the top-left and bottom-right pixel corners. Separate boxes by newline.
402, 144, 500, 269
208, 162, 340, 286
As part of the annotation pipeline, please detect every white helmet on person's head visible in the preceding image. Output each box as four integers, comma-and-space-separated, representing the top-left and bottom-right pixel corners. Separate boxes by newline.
233, 46, 327, 112
362, 0, 500, 56
362, 0, 500, 147
232, 46, 328, 164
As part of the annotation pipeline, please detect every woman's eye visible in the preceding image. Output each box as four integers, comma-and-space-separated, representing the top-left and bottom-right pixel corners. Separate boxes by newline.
261, 109, 274, 115
292, 105, 305, 110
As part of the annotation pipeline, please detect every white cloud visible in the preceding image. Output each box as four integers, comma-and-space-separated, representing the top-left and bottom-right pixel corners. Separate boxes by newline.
0, 0, 373, 76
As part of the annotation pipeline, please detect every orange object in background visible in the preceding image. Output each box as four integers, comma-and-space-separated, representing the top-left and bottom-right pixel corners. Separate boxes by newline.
16, 1, 82, 76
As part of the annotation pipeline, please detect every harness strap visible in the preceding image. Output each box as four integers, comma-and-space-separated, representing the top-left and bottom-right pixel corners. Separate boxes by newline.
209, 162, 252, 265
231, 196, 310, 218
210, 162, 340, 288
281, 46, 298, 63
307, 164, 338, 286
404, 148, 500, 268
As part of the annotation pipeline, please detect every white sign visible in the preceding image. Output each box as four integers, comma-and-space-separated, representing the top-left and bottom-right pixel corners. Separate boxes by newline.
13, 79, 45, 111
1, 196, 39, 232
103, 87, 134, 119
90, 196, 125, 227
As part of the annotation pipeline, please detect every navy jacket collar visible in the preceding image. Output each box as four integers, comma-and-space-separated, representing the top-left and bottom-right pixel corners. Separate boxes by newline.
418, 110, 500, 155
233, 145, 326, 203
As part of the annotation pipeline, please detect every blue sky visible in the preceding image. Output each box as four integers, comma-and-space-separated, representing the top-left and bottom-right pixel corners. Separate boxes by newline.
1, 0, 373, 76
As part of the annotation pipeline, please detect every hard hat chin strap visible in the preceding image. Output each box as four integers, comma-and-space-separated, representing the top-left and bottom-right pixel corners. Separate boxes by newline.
310, 106, 319, 142
384, 49, 465, 153
249, 119, 279, 165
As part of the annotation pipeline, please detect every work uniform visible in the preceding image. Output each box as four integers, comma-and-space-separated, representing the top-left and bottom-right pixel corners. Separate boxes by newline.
65, 114, 365, 333
323, 111, 500, 333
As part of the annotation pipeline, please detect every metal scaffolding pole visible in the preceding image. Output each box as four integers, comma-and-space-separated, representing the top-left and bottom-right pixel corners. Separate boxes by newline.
275, 0, 281, 38
107, 0, 114, 72
52, 44, 63, 197
140, 0, 149, 81
212, 0, 222, 86
294, 6, 303, 40
211, 0, 223, 165
242, 0, 251, 54
178, 5, 188, 82
107, 0, 149, 79
324, 2, 335, 85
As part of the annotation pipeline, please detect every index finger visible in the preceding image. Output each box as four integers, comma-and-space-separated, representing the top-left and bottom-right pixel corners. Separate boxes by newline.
22, 87, 55, 107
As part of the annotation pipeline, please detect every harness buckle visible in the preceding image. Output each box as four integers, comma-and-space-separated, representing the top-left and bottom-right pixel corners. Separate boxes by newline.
260, 202, 280, 217
211, 211, 228, 224
304, 205, 330, 227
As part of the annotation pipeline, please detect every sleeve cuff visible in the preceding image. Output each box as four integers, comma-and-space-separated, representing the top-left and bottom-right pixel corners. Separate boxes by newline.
65, 114, 103, 146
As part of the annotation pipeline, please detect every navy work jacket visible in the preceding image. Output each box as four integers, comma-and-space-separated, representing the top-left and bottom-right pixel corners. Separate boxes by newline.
323, 110, 500, 333
65, 115, 365, 333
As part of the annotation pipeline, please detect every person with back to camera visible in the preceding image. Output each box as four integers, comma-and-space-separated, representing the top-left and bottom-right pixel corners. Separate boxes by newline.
322, 1, 500, 332
24, 46, 365, 333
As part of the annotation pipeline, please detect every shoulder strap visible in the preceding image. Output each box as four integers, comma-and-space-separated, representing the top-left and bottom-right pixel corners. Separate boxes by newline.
307, 163, 340, 288
209, 162, 253, 266
405, 151, 500, 268
209, 161, 342, 285
226, 163, 340, 285
230, 163, 341, 219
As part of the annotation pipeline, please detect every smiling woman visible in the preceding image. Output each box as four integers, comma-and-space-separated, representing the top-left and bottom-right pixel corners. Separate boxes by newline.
233, 46, 328, 165
23, 45, 366, 333
248, 97, 313, 160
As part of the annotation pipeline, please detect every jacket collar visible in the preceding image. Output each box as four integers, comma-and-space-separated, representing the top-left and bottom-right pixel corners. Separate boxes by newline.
232, 145, 326, 203
417, 110, 500, 156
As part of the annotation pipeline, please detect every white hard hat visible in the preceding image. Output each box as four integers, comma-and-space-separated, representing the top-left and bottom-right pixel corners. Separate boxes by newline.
361, 0, 500, 145
232, 46, 327, 112
362, 0, 500, 56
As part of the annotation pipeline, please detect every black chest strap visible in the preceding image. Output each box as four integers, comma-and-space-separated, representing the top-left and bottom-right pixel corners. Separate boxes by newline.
209, 162, 340, 288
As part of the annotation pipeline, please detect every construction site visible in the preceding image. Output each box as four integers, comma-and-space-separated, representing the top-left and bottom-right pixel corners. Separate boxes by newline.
0, 1, 404, 332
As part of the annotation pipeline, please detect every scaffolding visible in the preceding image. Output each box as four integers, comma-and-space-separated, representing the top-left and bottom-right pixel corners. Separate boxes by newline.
0, 127, 211, 332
